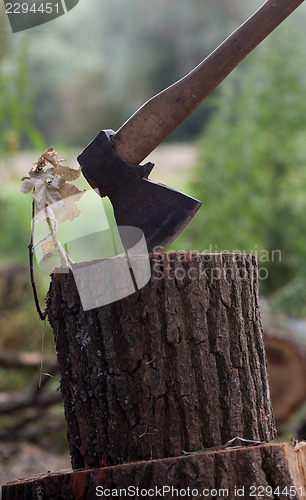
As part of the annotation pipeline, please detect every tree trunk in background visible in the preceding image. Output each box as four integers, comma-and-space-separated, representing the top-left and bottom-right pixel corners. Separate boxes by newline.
264, 329, 306, 424
45, 252, 275, 470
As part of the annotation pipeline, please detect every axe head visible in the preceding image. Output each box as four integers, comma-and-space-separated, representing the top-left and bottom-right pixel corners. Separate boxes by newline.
77, 130, 201, 253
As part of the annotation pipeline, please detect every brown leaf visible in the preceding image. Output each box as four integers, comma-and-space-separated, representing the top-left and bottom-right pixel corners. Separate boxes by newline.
32, 180, 62, 214
58, 184, 84, 199
42, 240, 57, 255
53, 164, 81, 182
21, 178, 36, 194
51, 184, 85, 224
40, 147, 65, 169
41, 239, 58, 263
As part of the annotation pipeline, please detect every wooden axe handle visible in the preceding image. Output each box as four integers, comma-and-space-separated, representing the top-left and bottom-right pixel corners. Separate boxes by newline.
112, 0, 304, 165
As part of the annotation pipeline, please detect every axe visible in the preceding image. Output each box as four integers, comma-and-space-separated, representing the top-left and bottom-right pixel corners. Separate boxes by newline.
78, 0, 304, 253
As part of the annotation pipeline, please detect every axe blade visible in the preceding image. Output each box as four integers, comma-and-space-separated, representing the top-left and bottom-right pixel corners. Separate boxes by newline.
77, 130, 201, 253
113, 177, 201, 253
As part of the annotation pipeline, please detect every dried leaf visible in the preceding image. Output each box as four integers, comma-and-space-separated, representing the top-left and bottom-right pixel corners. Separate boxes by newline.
53, 164, 81, 182
32, 181, 62, 214
34, 147, 65, 172
52, 184, 85, 224
22, 147, 86, 272
34, 203, 59, 223
21, 178, 37, 194
41, 239, 58, 263
49, 175, 65, 189
22, 149, 85, 217
58, 183, 84, 200
42, 239, 57, 255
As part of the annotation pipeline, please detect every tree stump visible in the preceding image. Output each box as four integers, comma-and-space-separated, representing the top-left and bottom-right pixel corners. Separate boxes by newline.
44, 252, 275, 469
2, 441, 306, 500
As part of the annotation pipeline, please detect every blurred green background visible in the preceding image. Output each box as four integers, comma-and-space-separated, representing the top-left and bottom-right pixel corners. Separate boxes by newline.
1, 0, 306, 476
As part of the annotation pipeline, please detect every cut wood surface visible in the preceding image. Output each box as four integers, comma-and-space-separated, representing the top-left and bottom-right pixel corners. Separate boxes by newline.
46, 252, 275, 469
2, 442, 306, 500
264, 330, 306, 423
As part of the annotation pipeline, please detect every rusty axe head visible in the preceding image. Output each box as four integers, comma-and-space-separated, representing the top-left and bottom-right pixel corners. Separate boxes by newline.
78, 0, 304, 252
77, 130, 201, 253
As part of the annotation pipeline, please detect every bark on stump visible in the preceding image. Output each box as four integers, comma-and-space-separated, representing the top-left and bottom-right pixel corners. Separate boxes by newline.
2, 442, 306, 500
45, 252, 275, 469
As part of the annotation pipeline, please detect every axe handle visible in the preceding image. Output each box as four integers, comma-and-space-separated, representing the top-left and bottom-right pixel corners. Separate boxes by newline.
112, 0, 304, 165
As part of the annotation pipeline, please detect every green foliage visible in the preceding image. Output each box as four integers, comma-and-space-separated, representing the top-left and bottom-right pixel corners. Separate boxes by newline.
0, 185, 31, 263
14, 0, 258, 145
2, 0, 305, 146
0, 9, 45, 154
175, 25, 306, 303
269, 278, 306, 319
